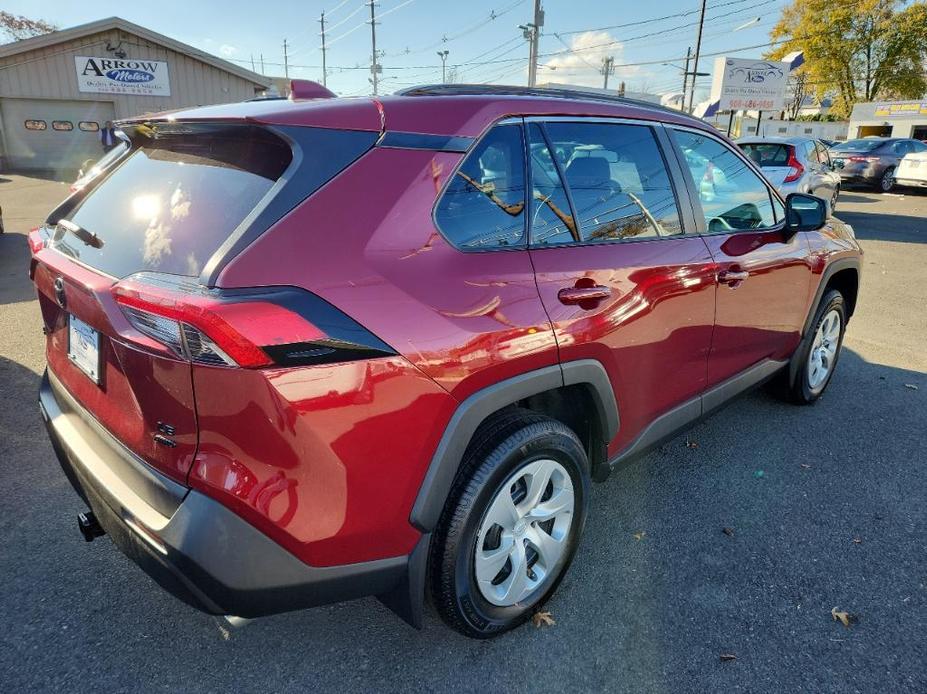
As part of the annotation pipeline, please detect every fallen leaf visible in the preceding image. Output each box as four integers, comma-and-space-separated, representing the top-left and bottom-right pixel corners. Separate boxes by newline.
719, 653, 737, 662
800, 464, 812, 470
532, 611, 555, 628
904, 383, 919, 390
852, 537, 862, 544
633, 531, 646, 541
722, 527, 734, 537
686, 437, 699, 449
831, 607, 858, 628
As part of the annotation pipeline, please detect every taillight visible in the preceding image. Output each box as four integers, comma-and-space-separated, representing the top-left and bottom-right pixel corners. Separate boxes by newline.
112, 273, 395, 369
847, 155, 878, 163
783, 146, 804, 183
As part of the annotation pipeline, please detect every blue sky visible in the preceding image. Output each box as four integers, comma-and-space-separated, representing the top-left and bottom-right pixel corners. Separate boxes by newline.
11, 0, 788, 101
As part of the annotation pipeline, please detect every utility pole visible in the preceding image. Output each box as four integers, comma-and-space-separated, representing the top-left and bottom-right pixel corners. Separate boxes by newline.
519, 0, 544, 87
320, 11, 327, 87
437, 50, 449, 84
618, 81, 625, 97
250, 54, 256, 72
368, 1, 380, 95
681, 47, 691, 111
600, 56, 615, 90
283, 38, 289, 79
687, 0, 707, 113
260, 53, 265, 75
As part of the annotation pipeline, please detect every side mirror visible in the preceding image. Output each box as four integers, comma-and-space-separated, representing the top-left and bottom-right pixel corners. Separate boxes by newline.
785, 193, 827, 235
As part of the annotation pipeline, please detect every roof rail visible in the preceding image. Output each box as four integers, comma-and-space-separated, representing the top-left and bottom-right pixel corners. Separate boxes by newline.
395, 84, 690, 119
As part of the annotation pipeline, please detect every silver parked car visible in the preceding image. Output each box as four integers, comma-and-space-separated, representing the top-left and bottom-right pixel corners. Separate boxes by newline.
737, 136, 842, 214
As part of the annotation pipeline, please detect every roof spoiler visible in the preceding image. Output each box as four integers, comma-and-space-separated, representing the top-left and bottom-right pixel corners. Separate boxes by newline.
289, 79, 336, 100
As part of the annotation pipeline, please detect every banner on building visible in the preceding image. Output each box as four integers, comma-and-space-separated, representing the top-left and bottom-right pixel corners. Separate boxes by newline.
74, 56, 171, 96
709, 57, 789, 112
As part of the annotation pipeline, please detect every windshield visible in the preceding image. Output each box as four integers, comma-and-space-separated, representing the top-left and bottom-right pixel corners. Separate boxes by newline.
739, 143, 791, 167
832, 139, 884, 153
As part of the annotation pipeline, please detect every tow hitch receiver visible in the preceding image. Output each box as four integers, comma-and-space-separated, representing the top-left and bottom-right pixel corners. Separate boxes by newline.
78, 511, 105, 542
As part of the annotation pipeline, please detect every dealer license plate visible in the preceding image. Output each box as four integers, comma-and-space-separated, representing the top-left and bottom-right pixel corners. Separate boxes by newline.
68, 315, 101, 383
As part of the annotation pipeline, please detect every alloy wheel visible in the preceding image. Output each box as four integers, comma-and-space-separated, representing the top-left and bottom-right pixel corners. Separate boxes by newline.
880, 168, 895, 192
474, 458, 574, 607
807, 308, 842, 390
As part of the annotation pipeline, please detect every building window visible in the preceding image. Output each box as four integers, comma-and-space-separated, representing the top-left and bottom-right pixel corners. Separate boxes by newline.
52, 121, 74, 131
25, 120, 47, 131
804, 128, 813, 134
79, 121, 100, 132
778, 127, 788, 134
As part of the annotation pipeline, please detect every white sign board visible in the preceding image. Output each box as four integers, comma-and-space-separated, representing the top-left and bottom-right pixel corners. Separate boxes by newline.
75, 56, 171, 97
709, 56, 789, 112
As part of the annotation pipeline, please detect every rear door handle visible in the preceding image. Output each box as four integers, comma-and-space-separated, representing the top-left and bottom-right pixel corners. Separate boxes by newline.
558, 285, 612, 306
718, 269, 749, 286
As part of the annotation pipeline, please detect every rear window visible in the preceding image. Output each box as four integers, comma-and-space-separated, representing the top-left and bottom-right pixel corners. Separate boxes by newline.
54, 124, 292, 278
833, 139, 884, 153
739, 143, 790, 167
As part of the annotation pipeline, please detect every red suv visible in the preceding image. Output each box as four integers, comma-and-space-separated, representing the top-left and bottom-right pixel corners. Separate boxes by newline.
31, 85, 862, 638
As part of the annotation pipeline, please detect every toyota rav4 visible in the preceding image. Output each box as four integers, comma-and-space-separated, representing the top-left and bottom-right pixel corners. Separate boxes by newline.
30, 84, 862, 638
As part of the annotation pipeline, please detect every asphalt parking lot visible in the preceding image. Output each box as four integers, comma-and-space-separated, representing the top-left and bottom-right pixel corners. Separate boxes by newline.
0, 175, 924, 693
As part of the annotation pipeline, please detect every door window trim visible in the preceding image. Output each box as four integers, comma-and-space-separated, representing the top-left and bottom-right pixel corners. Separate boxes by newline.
524, 117, 691, 249
666, 124, 787, 236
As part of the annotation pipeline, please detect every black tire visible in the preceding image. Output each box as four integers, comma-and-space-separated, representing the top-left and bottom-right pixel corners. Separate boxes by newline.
429, 408, 590, 638
877, 166, 895, 193
830, 185, 839, 214
777, 289, 847, 404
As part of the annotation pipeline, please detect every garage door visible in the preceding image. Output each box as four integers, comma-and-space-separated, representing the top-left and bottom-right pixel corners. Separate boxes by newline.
1, 99, 116, 173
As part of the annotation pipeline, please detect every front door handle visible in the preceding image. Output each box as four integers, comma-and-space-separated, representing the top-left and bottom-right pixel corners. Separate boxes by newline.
558, 285, 612, 306
718, 269, 749, 286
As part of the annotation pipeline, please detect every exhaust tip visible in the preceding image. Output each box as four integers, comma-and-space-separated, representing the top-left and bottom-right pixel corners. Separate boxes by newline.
77, 511, 105, 542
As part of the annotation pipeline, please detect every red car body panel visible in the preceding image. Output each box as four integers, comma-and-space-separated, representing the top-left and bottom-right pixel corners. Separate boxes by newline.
529, 237, 717, 457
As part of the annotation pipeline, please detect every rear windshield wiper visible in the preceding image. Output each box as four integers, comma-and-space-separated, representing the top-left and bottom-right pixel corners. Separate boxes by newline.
57, 219, 104, 249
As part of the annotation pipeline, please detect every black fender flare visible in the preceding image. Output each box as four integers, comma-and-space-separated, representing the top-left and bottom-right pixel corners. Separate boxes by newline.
409, 359, 619, 533
789, 257, 861, 384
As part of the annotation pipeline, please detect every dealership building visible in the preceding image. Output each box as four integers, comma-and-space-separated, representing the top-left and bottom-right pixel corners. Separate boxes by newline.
847, 100, 927, 140
0, 17, 270, 172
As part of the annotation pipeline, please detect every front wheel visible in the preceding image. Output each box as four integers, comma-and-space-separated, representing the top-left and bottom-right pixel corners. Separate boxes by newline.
780, 289, 847, 404
878, 167, 895, 193
429, 409, 589, 638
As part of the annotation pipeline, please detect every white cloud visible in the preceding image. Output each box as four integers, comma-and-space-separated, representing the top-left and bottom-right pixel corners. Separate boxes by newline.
219, 44, 238, 57
539, 31, 639, 88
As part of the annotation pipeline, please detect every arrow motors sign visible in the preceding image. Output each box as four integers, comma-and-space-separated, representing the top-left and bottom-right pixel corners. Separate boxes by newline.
709, 56, 789, 112
75, 56, 171, 96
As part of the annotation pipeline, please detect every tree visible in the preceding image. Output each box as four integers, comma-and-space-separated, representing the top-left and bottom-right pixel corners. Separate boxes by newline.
785, 68, 811, 119
0, 11, 56, 43
768, 0, 927, 117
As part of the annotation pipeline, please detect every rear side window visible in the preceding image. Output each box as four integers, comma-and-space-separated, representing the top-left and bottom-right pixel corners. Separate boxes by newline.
673, 129, 776, 232
527, 124, 578, 245
434, 124, 526, 249
543, 121, 682, 242
55, 124, 292, 278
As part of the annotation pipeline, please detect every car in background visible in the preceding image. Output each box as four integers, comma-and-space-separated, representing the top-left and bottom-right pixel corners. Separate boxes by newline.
738, 136, 841, 214
895, 149, 927, 189
829, 137, 927, 192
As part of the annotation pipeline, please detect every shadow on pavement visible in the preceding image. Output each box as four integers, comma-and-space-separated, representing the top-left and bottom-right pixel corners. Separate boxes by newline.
836, 211, 927, 244
0, 232, 36, 305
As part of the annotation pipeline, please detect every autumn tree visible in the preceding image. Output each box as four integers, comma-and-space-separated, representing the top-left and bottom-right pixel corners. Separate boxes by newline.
768, 0, 927, 117
0, 11, 56, 43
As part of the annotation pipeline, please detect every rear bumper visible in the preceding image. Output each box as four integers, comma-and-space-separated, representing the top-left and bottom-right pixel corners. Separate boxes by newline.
895, 177, 927, 188
39, 368, 418, 619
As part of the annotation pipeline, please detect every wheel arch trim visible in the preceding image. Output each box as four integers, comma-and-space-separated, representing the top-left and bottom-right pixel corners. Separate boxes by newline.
801, 257, 860, 337
409, 360, 618, 533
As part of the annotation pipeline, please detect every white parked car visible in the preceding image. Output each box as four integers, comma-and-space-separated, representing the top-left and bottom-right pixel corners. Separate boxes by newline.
737, 136, 842, 214
895, 149, 927, 189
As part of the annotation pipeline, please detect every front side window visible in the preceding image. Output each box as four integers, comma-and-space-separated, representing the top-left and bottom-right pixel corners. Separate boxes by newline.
434, 124, 526, 249
539, 121, 681, 244
673, 129, 776, 232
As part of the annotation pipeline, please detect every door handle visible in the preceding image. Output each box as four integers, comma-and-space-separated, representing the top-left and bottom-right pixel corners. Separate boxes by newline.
718, 269, 749, 286
558, 285, 612, 306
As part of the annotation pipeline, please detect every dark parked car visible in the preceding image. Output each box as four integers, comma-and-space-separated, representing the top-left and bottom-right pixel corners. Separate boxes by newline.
30, 84, 862, 638
830, 137, 927, 192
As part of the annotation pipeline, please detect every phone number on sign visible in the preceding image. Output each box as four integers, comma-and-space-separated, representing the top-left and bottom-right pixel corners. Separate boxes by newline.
727, 99, 776, 110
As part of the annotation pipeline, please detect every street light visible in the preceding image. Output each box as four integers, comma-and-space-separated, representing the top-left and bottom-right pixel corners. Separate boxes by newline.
437, 50, 449, 84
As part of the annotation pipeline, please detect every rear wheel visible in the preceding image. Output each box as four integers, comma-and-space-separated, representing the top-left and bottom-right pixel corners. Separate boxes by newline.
830, 186, 839, 214
429, 409, 589, 638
